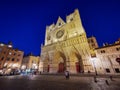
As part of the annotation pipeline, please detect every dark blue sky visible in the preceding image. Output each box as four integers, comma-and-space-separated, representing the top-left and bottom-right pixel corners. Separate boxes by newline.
0, 0, 120, 55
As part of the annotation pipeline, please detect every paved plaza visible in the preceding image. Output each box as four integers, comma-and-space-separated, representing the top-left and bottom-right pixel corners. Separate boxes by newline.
0, 75, 120, 90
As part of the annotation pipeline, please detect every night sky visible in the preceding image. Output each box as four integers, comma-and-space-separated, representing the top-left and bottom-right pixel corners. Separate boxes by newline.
0, 0, 120, 55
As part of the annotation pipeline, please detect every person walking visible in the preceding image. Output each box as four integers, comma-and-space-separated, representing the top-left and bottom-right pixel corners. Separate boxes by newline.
65, 71, 70, 79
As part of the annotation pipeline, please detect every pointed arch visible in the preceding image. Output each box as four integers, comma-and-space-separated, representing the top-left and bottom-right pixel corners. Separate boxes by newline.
69, 51, 83, 73
53, 51, 66, 73
56, 17, 66, 27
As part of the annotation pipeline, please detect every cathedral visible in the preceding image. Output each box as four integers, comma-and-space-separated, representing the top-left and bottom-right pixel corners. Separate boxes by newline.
39, 9, 95, 74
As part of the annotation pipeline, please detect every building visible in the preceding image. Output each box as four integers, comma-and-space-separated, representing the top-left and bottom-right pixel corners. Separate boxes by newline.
39, 9, 95, 74
94, 40, 120, 75
21, 55, 40, 72
0, 42, 24, 74
88, 36, 99, 49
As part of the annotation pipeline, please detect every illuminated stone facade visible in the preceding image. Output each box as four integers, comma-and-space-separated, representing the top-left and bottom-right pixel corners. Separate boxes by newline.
39, 9, 94, 74
0, 42, 24, 74
94, 41, 120, 75
21, 55, 40, 71
88, 36, 99, 49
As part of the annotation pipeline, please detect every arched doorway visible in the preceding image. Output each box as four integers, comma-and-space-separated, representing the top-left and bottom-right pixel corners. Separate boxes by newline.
53, 51, 66, 73
75, 61, 80, 73
58, 62, 64, 73
70, 51, 83, 73
47, 65, 50, 72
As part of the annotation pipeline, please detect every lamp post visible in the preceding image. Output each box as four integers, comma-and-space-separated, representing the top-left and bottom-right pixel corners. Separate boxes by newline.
91, 58, 98, 76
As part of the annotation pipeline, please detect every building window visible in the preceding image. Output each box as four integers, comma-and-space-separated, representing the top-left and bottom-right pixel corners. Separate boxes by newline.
101, 50, 105, 53
116, 47, 120, 51
12, 58, 15, 61
106, 68, 110, 73
14, 53, 16, 55
58, 23, 61, 26
70, 18, 73, 21
1, 57, 4, 60
115, 68, 120, 73
91, 39, 94, 43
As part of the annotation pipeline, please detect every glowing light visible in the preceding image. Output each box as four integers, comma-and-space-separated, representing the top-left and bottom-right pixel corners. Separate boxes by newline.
12, 64, 18, 68
9, 52, 12, 55
32, 64, 38, 69
8, 45, 12, 48
21, 65, 26, 69
4, 63, 8, 67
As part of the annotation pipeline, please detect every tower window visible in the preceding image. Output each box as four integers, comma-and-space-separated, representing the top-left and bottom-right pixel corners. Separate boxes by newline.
91, 39, 94, 43
58, 23, 61, 26
70, 18, 73, 21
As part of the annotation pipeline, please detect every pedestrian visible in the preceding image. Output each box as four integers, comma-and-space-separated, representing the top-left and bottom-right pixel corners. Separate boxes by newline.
105, 80, 109, 85
65, 71, 70, 79
94, 76, 97, 83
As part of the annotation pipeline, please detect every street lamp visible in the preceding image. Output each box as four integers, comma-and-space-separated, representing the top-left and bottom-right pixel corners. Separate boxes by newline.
91, 58, 98, 76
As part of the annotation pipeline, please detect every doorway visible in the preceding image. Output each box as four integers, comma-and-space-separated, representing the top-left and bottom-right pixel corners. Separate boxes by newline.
76, 62, 80, 73
58, 63, 64, 73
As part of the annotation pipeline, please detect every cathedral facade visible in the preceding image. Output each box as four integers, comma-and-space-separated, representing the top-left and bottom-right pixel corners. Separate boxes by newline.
39, 9, 95, 74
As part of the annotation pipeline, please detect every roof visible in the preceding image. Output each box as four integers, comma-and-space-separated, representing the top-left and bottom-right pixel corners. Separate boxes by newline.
95, 43, 120, 50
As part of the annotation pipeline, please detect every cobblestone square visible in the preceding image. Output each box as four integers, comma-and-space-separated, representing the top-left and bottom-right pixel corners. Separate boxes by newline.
0, 75, 120, 90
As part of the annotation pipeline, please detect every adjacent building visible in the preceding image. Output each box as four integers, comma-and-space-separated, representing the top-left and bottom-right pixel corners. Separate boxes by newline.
21, 55, 40, 72
88, 36, 99, 49
0, 42, 24, 74
94, 40, 120, 75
